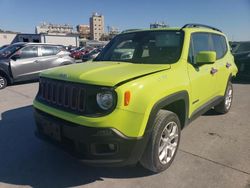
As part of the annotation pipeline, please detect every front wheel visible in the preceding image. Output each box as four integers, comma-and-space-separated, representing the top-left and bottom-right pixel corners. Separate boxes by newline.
140, 110, 181, 173
0, 75, 7, 89
214, 82, 233, 114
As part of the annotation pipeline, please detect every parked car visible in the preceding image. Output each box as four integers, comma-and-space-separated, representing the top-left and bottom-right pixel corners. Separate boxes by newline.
231, 42, 250, 80
81, 48, 103, 62
229, 41, 239, 52
70, 46, 93, 59
69, 46, 83, 53
0, 44, 9, 51
33, 24, 237, 173
65, 45, 77, 52
0, 42, 75, 89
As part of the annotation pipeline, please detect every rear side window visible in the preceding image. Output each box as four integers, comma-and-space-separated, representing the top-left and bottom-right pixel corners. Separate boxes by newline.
19, 46, 38, 59
41, 46, 60, 56
211, 34, 227, 59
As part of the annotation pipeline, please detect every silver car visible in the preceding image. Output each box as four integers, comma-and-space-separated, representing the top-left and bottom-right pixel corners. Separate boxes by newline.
0, 42, 75, 89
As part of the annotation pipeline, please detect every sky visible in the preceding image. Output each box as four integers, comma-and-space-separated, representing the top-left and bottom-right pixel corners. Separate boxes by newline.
0, 0, 249, 41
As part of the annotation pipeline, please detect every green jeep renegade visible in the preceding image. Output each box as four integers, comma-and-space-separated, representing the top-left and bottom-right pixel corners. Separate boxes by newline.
33, 24, 238, 173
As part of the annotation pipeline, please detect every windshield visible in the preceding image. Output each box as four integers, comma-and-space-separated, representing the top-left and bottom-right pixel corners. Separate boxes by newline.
95, 30, 184, 64
0, 44, 24, 58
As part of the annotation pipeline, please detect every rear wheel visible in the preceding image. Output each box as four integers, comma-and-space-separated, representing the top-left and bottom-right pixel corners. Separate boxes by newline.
214, 82, 233, 114
140, 110, 181, 173
0, 75, 7, 89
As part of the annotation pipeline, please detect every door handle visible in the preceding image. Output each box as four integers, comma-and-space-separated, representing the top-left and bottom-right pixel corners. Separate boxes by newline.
226, 63, 231, 69
210, 67, 218, 75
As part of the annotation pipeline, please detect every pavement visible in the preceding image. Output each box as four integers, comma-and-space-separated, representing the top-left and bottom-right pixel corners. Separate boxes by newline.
0, 82, 249, 188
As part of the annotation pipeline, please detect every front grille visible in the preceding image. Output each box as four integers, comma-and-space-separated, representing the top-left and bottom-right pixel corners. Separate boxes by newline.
38, 78, 86, 114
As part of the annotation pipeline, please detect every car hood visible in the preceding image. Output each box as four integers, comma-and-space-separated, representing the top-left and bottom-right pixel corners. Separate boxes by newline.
41, 61, 171, 86
0, 57, 8, 63
0, 54, 8, 61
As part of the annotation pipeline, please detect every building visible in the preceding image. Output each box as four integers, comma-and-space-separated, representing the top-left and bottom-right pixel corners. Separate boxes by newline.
36, 22, 74, 35
100, 26, 120, 41
39, 34, 79, 47
0, 32, 19, 46
1, 33, 79, 47
107, 26, 120, 35
76, 24, 90, 39
82, 40, 109, 48
12, 34, 40, 43
89, 13, 105, 41
150, 22, 169, 29
14, 33, 79, 47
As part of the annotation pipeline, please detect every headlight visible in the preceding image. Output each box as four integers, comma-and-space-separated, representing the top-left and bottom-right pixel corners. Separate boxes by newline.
247, 53, 250, 58
96, 90, 114, 110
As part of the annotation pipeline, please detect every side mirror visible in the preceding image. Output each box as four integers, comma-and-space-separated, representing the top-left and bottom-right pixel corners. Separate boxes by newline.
11, 54, 20, 61
196, 51, 216, 65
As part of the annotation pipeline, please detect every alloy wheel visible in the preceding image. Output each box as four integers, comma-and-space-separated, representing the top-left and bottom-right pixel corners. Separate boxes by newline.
158, 121, 179, 164
0, 77, 5, 89
225, 87, 233, 110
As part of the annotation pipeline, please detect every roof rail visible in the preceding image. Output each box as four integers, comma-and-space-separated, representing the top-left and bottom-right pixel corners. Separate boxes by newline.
181, 23, 222, 32
121, 29, 142, 34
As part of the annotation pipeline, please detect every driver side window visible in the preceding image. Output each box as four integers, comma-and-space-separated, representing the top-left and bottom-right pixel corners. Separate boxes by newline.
18, 46, 38, 59
188, 33, 211, 64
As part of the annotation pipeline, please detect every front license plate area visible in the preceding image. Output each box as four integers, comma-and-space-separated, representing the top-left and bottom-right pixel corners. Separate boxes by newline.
43, 122, 61, 142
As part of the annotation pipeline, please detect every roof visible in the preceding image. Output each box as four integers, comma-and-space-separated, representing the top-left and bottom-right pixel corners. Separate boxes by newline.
121, 23, 224, 35
11, 42, 65, 46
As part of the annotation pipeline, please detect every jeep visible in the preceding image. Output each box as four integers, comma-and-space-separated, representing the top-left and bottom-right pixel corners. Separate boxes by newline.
33, 24, 238, 173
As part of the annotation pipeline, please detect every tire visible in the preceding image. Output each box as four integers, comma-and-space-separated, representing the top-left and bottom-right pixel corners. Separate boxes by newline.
214, 82, 233, 114
140, 110, 181, 173
0, 75, 7, 89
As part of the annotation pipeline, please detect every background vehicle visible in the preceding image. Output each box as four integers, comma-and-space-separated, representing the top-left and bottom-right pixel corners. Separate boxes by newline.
70, 46, 93, 59
0, 44, 9, 51
67, 46, 78, 53
81, 48, 103, 62
33, 24, 237, 173
231, 41, 250, 80
0, 42, 75, 89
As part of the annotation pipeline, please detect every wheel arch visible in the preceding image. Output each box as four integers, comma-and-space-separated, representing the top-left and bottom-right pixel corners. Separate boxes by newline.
225, 73, 233, 95
0, 68, 12, 84
144, 91, 189, 134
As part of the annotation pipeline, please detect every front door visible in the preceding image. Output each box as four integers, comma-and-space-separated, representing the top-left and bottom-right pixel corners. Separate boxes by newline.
10, 45, 40, 80
187, 32, 217, 112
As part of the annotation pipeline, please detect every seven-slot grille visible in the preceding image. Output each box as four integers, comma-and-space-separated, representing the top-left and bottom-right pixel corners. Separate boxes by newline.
38, 78, 86, 114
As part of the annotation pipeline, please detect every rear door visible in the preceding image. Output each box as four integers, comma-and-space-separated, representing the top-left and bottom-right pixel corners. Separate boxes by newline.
39, 45, 61, 71
211, 34, 230, 95
10, 45, 40, 80
187, 33, 217, 110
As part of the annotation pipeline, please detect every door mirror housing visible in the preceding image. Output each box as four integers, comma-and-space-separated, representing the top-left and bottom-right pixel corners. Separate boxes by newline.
196, 51, 216, 65
11, 54, 20, 61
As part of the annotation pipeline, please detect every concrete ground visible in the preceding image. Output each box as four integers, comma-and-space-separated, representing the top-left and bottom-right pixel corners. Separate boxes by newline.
0, 82, 249, 188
